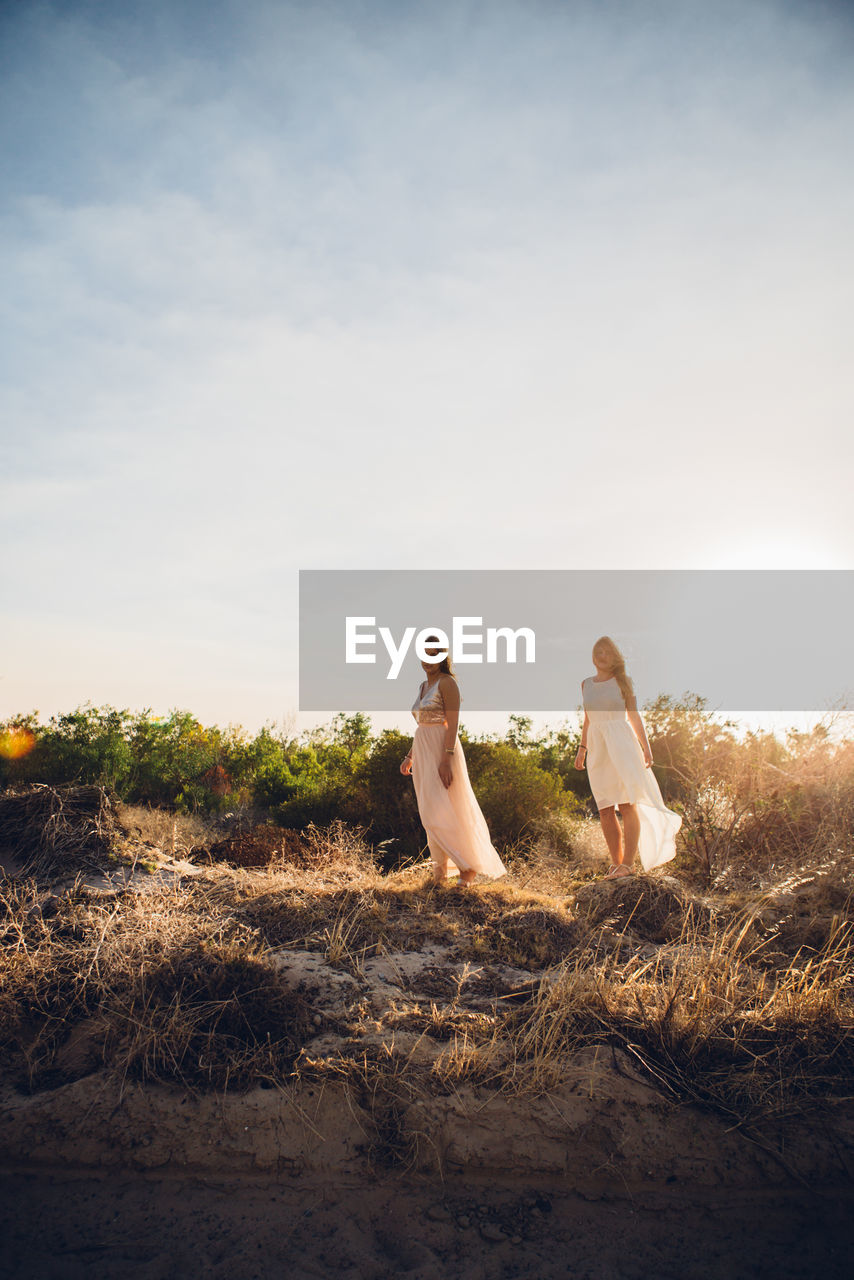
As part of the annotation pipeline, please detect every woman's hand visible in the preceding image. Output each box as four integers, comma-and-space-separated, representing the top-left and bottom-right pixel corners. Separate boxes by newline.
642, 745, 653, 768
400, 755, 413, 776
574, 746, 587, 771
438, 759, 453, 789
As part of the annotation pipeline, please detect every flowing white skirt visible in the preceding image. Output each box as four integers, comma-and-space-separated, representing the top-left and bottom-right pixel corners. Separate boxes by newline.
586, 710, 681, 871
410, 724, 507, 879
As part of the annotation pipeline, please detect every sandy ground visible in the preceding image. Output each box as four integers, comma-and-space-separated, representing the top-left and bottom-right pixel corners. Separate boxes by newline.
2, 1166, 853, 1280
1, 1066, 852, 1280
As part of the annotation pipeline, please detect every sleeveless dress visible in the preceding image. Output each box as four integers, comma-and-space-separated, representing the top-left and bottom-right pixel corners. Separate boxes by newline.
410, 679, 507, 879
582, 676, 681, 871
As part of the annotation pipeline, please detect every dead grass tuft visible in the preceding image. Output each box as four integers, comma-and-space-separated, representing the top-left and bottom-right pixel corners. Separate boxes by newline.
459, 905, 590, 970
0, 783, 122, 881
116, 803, 216, 861
574, 875, 714, 943
102, 945, 314, 1091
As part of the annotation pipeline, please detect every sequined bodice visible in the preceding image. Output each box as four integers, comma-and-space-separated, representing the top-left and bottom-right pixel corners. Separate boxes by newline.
411, 679, 447, 725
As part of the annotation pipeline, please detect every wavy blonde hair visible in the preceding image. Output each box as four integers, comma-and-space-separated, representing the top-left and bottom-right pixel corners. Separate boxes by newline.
592, 635, 634, 706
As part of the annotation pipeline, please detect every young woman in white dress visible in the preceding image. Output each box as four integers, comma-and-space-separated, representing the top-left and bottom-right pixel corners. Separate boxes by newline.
400, 639, 507, 886
574, 636, 681, 877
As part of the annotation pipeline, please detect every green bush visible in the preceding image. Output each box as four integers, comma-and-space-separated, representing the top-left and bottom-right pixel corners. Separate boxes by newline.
344, 730, 426, 867
261, 716, 373, 832
1, 706, 247, 813
463, 740, 580, 847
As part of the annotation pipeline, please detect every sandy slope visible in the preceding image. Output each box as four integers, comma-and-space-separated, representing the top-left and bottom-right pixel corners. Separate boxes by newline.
1, 1063, 853, 1279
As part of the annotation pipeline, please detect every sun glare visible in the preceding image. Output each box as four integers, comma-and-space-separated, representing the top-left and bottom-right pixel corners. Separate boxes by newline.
0, 727, 36, 760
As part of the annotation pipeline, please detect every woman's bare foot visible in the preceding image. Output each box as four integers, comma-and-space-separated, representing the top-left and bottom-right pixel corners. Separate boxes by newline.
610, 863, 635, 877
458, 869, 477, 887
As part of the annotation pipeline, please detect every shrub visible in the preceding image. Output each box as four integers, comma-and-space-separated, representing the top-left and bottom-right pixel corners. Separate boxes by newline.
463, 741, 577, 848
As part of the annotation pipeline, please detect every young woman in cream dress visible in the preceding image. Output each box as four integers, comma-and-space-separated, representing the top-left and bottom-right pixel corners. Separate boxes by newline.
575, 636, 681, 877
400, 640, 507, 886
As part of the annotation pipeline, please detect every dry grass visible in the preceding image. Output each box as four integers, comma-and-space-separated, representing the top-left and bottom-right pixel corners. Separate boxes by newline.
223, 865, 574, 962
501, 911, 854, 1125
117, 801, 216, 861
1, 802, 852, 1160
0, 869, 311, 1093
666, 718, 854, 887
573, 875, 715, 943
0, 784, 122, 880
101, 945, 313, 1092
194, 817, 378, 874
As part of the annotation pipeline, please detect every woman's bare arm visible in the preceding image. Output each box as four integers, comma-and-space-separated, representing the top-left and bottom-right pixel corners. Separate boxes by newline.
436, 676, 460, 789
440, 675, 460, 752
625, 696, 653, 766
574, 692, 589, 769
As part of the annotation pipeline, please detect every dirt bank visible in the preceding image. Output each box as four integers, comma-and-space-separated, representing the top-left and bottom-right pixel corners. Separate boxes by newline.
1, 1067, 853, 1279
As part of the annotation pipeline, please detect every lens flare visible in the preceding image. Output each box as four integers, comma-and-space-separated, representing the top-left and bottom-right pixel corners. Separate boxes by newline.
0, 727, 36, 760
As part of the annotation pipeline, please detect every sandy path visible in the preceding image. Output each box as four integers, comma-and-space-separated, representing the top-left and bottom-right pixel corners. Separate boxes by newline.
2, 1167, 852, 1280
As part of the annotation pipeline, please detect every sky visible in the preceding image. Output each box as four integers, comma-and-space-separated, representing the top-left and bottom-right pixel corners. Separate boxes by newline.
1, 0, 852, 740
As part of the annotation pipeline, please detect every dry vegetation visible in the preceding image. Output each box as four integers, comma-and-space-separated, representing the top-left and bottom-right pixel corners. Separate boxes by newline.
1, 776, 852, 1172
0, 783, 121, 880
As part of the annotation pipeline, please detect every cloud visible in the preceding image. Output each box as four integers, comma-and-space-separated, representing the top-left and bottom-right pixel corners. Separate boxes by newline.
2, 0, 853, 724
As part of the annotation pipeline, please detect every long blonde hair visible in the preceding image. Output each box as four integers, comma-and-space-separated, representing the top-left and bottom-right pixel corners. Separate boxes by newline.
592, 635, 634, 706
